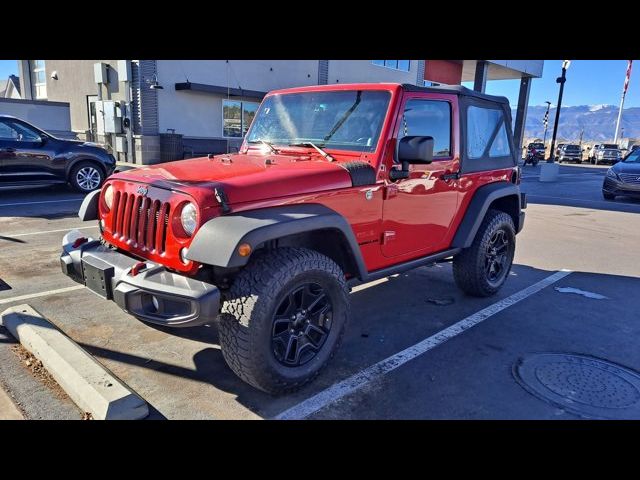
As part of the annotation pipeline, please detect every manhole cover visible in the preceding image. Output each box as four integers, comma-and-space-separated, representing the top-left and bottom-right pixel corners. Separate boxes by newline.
514, 353, 640, 419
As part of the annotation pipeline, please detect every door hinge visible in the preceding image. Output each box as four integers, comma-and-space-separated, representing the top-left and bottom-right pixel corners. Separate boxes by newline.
440, 171, 461, 181
381, 231, 396, 245
384, 183, 399, 199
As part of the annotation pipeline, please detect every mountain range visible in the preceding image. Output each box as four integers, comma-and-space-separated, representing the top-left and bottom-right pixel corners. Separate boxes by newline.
515, 104, 640, 142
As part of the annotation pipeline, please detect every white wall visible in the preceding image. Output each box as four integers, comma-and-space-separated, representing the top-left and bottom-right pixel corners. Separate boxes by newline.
0, 98, 73, 135
327, 60, 419, 85
489, 60, 544, 78
156, 60, 319, 137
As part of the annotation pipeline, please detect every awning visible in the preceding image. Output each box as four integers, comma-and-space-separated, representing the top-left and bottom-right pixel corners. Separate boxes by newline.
174, 82, 266, 100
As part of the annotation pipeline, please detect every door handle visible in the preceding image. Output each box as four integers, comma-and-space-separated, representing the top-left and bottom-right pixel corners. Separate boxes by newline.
440, 170, 461, 182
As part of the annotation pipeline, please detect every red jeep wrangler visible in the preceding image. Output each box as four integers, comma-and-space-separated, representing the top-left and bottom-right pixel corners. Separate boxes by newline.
61, 83, 525, 394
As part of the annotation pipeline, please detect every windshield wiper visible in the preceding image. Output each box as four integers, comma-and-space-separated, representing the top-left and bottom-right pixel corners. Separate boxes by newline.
247, 139, 279, 154
289, 142, 335, 162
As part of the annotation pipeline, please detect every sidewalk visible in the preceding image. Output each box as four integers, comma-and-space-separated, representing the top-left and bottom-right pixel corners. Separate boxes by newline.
0, 386, 23, 420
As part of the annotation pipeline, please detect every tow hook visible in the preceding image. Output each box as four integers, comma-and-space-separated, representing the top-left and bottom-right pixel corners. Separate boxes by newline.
130, 262, 147, 277
72, 237, 89, 248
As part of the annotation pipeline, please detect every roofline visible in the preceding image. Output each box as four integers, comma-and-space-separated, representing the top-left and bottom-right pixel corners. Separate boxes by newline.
267, 83, 403, 96
401, 83, 511, 105
264, 82, 510, 105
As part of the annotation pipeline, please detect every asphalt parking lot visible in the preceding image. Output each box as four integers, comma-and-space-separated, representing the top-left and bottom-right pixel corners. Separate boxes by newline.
1, 162, 640, 419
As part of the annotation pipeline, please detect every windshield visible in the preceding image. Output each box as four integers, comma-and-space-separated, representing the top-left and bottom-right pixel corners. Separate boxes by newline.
530, 143, 544, 149
624, 150, 640, 163
565, 145, 580, 151
245, 90, 391, 153
603, 144, 618, 149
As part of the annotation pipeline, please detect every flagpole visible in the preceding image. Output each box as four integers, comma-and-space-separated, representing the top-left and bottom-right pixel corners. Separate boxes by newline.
614, 60, 633, 144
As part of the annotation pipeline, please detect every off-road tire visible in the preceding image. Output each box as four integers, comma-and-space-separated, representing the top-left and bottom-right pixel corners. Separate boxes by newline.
453, 209, 516, 297
219, 247, 350, 394
69, 161, 105, 192
602, 191, 615, 200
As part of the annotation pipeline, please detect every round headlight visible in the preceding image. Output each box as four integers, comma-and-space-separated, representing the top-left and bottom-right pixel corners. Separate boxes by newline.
103, 185, 114, 210
180, 202, 198, 236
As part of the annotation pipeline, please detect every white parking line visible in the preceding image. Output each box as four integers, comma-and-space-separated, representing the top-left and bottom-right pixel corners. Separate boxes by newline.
527, 194, 639, 207
8, 226, 98, 238
275, 269, 572, 420
0, 198, 83, 208
0, 285, 85, 306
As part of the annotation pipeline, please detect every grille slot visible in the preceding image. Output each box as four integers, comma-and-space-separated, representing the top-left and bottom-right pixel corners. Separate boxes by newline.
619, 173, 640, 185
109, 187, 170, 253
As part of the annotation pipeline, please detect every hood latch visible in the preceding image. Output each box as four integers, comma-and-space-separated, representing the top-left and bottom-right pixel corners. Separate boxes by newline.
214, 187, 231, 214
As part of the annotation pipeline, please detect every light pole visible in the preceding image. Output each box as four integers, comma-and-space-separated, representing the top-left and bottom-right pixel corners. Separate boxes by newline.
548, 60, 571, 163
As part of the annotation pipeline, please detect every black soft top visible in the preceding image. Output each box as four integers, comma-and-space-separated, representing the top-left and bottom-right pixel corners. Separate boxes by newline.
402, 83, 510, 106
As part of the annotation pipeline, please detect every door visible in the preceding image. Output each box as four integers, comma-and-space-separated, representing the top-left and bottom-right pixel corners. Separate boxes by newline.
381, 94, 460, 258
0, 117, 54, 183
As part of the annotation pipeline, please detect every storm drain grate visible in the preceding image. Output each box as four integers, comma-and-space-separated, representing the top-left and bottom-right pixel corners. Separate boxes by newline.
513, 353, 640, 419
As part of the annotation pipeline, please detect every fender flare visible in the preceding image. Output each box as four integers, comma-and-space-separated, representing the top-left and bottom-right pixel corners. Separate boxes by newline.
451, 182, 522, 249
78, 189, 101, 221
185, 204, 368, 278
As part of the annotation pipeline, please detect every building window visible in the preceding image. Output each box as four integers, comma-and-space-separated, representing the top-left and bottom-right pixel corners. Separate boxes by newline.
372, 60, 411, 72
30, 60, 47, 99
223, 99, 260, 137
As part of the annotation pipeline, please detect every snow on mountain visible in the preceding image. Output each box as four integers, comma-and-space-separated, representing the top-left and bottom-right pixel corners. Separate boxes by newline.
516, 105, 640, 141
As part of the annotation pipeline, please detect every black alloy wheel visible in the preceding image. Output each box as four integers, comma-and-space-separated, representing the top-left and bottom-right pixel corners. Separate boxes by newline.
271, 282, 333, 367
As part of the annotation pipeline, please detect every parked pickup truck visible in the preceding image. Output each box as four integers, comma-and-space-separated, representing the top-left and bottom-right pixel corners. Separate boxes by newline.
60, 83, 526, 394
591, 143, 622, 165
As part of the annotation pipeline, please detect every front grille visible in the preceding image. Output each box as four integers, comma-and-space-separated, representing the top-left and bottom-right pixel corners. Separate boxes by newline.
619, 173, 640, 185
111, 190, 171, 254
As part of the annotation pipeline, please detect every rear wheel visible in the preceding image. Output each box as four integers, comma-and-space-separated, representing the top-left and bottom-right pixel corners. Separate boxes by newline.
69, 161, 104, 192
219, 247, 350, 394
453, 210, 516, 297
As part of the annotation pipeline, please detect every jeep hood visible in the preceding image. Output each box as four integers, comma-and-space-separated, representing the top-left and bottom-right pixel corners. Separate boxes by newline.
111, 153, 359, 204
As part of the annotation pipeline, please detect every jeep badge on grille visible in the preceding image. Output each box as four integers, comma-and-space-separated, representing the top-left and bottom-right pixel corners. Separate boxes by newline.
137, 186, 148, 196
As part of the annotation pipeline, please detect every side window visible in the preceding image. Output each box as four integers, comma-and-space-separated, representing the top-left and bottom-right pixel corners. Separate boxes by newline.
467, 106, 511, 159
0, 120, 19, 140
400, 99, 451, 158
489, 122, 510, 157
8, 121, 41, 142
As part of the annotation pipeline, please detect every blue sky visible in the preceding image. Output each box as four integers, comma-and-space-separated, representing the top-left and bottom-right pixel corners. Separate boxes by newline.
464, 60, 639, 108
2, 59, 638, 108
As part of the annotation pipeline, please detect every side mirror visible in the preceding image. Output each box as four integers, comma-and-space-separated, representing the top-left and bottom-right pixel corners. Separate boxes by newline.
398, 135, 434, 164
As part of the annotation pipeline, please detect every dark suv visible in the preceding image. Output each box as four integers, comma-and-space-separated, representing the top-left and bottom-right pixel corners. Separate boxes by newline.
0, 115, 115, 192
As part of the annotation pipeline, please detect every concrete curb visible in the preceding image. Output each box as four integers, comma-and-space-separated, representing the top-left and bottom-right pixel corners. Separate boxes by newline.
0, 304, 148, 420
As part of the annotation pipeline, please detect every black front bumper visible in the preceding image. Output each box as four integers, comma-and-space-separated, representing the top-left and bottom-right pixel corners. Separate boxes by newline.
60, 230, 221, 327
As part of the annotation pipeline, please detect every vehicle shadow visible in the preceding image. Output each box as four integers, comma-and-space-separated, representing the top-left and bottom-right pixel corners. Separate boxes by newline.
0, 184, 84, 220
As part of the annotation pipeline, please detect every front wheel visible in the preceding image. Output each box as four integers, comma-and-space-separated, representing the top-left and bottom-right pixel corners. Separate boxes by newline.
69, 162, 104, 192
219, 247, 350, 394
453, 210, 516, 297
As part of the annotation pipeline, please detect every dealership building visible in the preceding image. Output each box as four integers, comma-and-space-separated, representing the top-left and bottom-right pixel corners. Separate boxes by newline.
14, 60, 544, 164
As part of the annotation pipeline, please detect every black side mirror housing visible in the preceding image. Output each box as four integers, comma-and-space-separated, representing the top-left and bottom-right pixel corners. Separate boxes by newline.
398, 136, 434, 164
